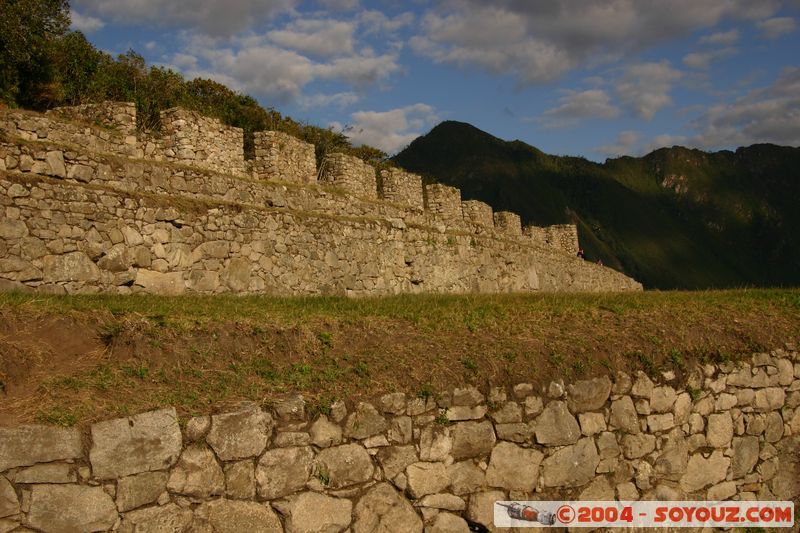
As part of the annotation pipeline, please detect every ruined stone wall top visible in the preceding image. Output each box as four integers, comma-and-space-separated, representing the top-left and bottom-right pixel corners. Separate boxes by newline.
380, 168, 424, 210
252, 130, 316, 184
157, 108, 244, 176
46, 102, 137, 137
461, 200, 494, 232
526, 224, 580, 256
319, 153, 377, 200
494, 211, 522, 236
425, 183, 462, 228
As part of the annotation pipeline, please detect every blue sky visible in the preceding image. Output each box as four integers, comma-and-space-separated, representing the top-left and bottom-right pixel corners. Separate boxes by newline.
71, 0, 800, 160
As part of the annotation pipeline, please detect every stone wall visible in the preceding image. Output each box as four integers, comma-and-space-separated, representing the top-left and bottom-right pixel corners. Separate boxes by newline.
320, 153, 378, 200
0, 105, 642, 295
157, 108, 245, 176
461, 200, 494, 232
526, 224, 580, 256
252, 131, 316, 184
0, 348, 797, 532
47, 102, 137, 137
425, 184, 462, 229
380, 168, 424, 210
493, 211, 522, 237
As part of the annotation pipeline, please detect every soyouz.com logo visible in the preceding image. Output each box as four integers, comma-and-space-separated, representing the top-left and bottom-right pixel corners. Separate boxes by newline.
494, 500, 795, 528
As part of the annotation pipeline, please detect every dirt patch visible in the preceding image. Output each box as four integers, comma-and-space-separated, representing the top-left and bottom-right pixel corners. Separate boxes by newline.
0, 291, 798, 427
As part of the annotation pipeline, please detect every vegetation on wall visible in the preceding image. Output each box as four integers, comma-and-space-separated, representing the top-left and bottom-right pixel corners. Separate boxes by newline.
0, 0, 390, 166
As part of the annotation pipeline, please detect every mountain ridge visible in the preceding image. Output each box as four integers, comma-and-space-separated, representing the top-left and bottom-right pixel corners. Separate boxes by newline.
394, 121, 800, 289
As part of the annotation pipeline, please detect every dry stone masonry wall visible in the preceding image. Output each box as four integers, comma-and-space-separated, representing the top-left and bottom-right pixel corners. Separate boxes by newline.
0, 348, 798, 532
0, 102, 642, 295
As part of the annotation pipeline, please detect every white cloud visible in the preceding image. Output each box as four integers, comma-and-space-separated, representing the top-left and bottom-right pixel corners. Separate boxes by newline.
298, 92, 359, 110
756, 17, 796, 39
359, 10, 414, 36
644, 134, 689, 153
597, 130, 641, 157
691, 67, 800, 148
73, 0, 296, 36
316, 0, 358, 10
337, 104, 438, 153
699, 29, 740, 45
682, 47, 737, 69
410, 0, 781, 85
616, 62, 682, 120
267, 19, 356, 58
539, 89, 619, 128
70, 10, 105, 33
314, 52, 402, 86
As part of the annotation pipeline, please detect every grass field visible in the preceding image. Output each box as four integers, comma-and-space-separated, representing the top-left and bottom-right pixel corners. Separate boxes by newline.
1, 289, 798, 427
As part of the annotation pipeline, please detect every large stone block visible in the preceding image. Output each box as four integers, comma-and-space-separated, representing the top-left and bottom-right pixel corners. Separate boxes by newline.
541, 437, 599, 487
314, 443, 374, 489
42, 251, 100, 282
485, 441, 543, 491
450, 421, 496, 459
256, 446, 314, 499
89, 407, 182, 479
26, 485, 117, 533
193, 499, 283, 533
275, 491, 352, 533
206, 404, 273, 461
0, 425, 82, 471
567, 376, 612, 413
167, 445, 225, 498
352, 482, 422, 533
534, 400, 581, 445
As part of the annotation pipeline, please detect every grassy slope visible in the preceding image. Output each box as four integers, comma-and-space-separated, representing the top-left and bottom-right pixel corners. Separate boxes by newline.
1, 290, 798, 427
393, 122, 800, 289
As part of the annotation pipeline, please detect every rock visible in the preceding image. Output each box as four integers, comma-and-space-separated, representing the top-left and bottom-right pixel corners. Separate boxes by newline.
116, 471, 168, 512
276, 491, 352, 533
647, 413, 675, 433
90, 407, 182, 479
680, 451, 730, 493
450, 421, 496, 459
610, 396, 640, 434
273, 431, 311, 447
706, 412, 733, 448
0, 219, 28, 240
406, 462, 450, 498
465, 490, 505, 531
513, 383, 534, 399
490, 402, 522, 424
495, 422, 533, 443
223, 257, 251, 291
621, 433, 656, 459
46, 150, 66, 177
344, 402, 387, 439
207, 404, 273, 460
444, 405, 487, 421
315, 443, 374, 489
225, 460, 256, 499
541, 437, 599, 487
117, 503, 193, 533
388, 416, 413, 444
352, 482, 422, 533
612, 371, 633, 395
597, 431, 620, 459
654, 435, 688, 481
731, 436, 760, 478
707, 481, 737, 501
193, 499, 283, 533
567, 376, 612, 413
428, 512, 470, 533
167, 445, 224, 498
0, 477, 18, 519
185, 416, 211, 441
380, 392, 407, 414
97, 244, 131, 272
764, 412, 784, 443
377, 445, 418, 480
485, 441, 543, 492
578, 412, 607, 436
419, 426, 452, 461
754, 388, 785, 411
616, 481, 639, 501
134, 269, 185, 295
650, 386, 677, 413
579, 476, 615, 500
26, 485, 117, 533
415, 494, 465, 511
256, 446, 314, 499
447, 461, 485, 496
11, 462, 75, 484
524, 395, 544, 416
452, 387, 484, 407
631, 371, 654, 398
42, 251, 100, 282
310, 415, 343, 448
673, 393, 692, 425
534, 400, 581, 445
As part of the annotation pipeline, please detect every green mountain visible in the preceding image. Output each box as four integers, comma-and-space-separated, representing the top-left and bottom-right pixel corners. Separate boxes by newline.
394, 121, 800, 289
